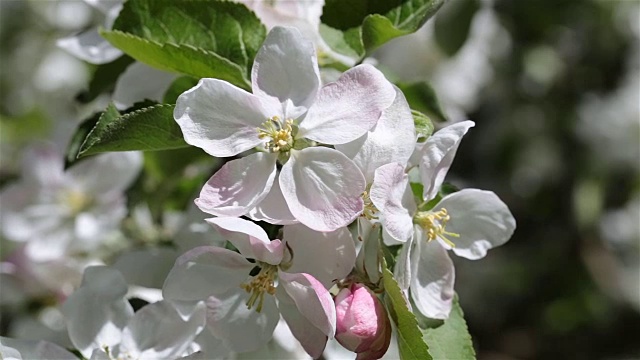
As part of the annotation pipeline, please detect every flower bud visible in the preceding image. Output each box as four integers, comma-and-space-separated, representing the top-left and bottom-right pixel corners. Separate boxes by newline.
334, 283, 391, 360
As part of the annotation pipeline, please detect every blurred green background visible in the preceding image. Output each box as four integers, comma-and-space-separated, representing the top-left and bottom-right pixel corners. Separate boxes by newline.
1, 1, 638, 359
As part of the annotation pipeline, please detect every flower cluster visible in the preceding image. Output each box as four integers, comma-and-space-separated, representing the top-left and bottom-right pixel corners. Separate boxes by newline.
1, 6, 516, 360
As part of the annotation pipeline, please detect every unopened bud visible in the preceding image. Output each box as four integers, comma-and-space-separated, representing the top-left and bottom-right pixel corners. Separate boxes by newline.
335, 283, 391, 360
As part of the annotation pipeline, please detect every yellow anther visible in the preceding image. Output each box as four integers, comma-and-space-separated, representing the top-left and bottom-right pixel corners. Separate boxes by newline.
256, 116, 295, 153
361, 190, 378, 220
240, 264, 278, 312
414, 208, 459, 247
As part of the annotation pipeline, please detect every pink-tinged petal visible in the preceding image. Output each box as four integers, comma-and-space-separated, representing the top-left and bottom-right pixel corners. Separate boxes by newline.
205, 217, 285, 265
410, 239, 455, 320
174, 78, 280, 157
370, 163, 416, 243
420, 120, 475, 201
335, 87, 415, 183
205, 289, 280, 353
67, 151, 142, 196
280, 148, 365, 232
277, 274, 334, 358
298, 64, 395, 145
56, 28, 122, 64
120, 301, 206, 359
252, 26, 320, 111
434, 189, 516, 260
162, 246, 253, 302
279, 272, 336, 337
61, 266, 134, 358
283, 224, 356, 288
248, 174, 299, 225
195, 152, 277, 217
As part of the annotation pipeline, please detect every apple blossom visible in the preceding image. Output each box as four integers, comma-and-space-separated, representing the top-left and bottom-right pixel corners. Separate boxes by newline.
174, 26, 395, 231
370, 121, 516, 319
61, 266, 206, 359
335, 283, 391, 360
163, 217, 357, 357
0, 144, 142, 262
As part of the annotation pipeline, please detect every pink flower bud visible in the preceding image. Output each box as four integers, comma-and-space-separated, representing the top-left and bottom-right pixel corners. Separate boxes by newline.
335, 283, 391, 360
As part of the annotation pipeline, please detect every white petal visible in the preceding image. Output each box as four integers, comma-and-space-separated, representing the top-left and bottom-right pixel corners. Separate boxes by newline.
162, 246, 253, 302
283, 224, 356, 288
252, 26, 320, 111
174, 78, 280, 157
248, 174, 299, 225
20, 144, 64, 187
335, 87, 415, 182
67, 151, 143, 196
113, 247, 179, 289
278, 273, 334, 357
434, 189, 516, 260
410, 239, 455, 320
121, 301, 206, 359
394, 231, 416, 290
370, 163, 416, 243
0, 337, 77, 360
61, 266, 133, 358
56, 28, 122, 64
420, 120, 475, 201
298, 64, 395, 145
205, 289, 280, 353
205, 217, 284, 265
355, 221, 382, 285
280, 148, 365, 232
112, 62, 176, 109
195, 152, 277, 217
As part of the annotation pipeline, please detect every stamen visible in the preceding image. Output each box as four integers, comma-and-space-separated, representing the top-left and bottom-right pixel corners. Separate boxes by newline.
240, 263, 278, 312
361, 190, 378, 220
256, 116, 295, 153
414, 208, 459, 247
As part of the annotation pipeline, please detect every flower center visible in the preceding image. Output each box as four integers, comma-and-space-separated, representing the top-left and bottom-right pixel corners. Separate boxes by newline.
257, 116, 295, 153
60, 189, 92, 215
413, 208, 459, 247
361, 190, 378, 220
240, 263, 278, 312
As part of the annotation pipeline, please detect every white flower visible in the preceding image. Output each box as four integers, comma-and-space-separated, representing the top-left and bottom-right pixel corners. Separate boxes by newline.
174, 26, 395, 231
0, 144, 142, 262
163, 217, 356, 357
56, 0, 123, 64
239, 0, 356, 66
370, 121, 516, 318
61, 266, 206, 359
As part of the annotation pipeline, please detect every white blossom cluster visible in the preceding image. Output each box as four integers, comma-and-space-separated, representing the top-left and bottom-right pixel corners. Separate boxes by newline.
0, 1, 516, 359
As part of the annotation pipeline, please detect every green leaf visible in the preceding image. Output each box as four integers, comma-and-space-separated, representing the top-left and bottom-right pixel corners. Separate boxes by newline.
434, 0, 480, 56
77, 102, 188, 157
398, 82, 448, 122
163, 76, 199, 104
321, 0, 445, 58
412, 109, 434, 140
382, 260, 432, 360
77, 55, 135, 103
418, 295, 476, 360
103, 0, 266, 88
66, 112, 101, 167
